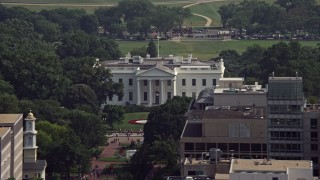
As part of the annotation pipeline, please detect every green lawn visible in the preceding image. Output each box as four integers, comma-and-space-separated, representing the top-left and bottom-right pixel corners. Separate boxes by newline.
112, 112, 149, 131
186, 1, 228, 27
117, 39, 320, 60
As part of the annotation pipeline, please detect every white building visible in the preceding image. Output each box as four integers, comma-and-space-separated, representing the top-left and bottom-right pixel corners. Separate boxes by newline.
229, 159, 313, 180
23, 111, 46, 180
102, 54, 225, 106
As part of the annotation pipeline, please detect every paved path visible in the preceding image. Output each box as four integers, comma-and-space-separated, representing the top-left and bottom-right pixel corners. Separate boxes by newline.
86, 134, 144, 180
183, 0, 216, 27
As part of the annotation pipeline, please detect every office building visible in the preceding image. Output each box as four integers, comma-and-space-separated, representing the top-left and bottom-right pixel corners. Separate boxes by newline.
0, 114, 24, 180
229, 159, 313, 180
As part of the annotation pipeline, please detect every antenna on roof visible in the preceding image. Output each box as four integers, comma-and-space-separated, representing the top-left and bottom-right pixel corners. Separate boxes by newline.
272, 71, 274, 77
296, 71, 298, 77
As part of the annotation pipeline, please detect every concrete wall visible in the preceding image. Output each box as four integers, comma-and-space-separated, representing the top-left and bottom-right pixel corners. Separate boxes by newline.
287, 168, 313, 180
229, 172, 288, 180
214, 93, 266, 107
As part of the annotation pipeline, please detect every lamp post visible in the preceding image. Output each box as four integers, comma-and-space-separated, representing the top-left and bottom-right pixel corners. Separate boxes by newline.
157, 36, 160, 58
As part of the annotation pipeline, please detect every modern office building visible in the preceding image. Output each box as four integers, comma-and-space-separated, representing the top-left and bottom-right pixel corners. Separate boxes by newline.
102, 54, 225, 106
267, 77, 305, 160
180, 76, 320, 177
180, 80, 268, 177
0, 114, 24, 180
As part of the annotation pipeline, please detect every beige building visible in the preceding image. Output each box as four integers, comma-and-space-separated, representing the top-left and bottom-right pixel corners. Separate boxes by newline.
180, 76, 320, 177
0, 127, 12, 180
229, 159, 313, 180
0, 114, 24, 180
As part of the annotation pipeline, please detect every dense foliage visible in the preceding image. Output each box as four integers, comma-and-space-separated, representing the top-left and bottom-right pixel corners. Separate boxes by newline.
129, 96, 193, 179
218, 41, 320, 98
94, 0, 191, 38
0, 4, 124, 178
218, 0, 320, 36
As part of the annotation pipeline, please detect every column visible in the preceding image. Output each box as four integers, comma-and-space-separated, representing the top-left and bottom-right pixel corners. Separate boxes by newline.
148, 80, 152, 106
137, 80, 140, 105
160, 80, 164, 104
173, 79, 177, 96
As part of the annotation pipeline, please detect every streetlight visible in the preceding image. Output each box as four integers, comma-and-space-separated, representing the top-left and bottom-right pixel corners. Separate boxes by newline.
157, 36, 160, 58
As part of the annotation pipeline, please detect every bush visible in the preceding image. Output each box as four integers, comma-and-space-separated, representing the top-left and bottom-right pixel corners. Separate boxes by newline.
124, 104, 150, 113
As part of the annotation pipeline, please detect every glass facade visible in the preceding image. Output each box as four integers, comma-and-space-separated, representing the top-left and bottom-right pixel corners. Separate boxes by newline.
267, 77, 304, 159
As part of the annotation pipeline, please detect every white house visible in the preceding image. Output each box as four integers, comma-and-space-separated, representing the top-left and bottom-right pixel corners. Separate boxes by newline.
229, 159, 313, 180
102, 54, 225, 106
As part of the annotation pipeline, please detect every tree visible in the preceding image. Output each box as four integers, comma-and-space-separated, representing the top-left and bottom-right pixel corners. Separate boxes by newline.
102, 105, 125, 129
218, 50, 241, 77
143, 96, 192, 145
0, 93, 20, 113
80, 14, 99, 34
146, 39, 157, 57
218, 3, 237, 29
64, 84, 99, 113
152, 6, 176, 37
0, 79, 14, 94
0, 19, 71, 101
130, 46, 147, 57
64, 109, 106, 148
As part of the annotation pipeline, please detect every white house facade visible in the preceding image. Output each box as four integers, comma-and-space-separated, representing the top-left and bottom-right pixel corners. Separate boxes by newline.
102, 54, 225, 106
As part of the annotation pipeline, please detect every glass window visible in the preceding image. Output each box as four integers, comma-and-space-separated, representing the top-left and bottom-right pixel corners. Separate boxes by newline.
202, 79, 206, 86
192, 92, 196, 98
192, 79, 196, 86
118, 95, 122, 101
144, 92, 147, 101
167, 92, 171, 100
311, 132, 318, 141
119, 78, 122, 83
108, 96, 113, 101
167, 80, 171, 86
129, 92, 133, 101
182, 92, 186, 97
185, 143, 194, 151
311, 119, 318, 129
182, 79, 186, 86
143, 80, 147, 86
156, 80, 159, 86
129, 78, 133, 86
212, 79, 216, 86
311, 144, 318, 151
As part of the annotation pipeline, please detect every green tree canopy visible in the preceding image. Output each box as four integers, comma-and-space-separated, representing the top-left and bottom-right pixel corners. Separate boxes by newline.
146, 39, 157, 57
102, 104, 125, 129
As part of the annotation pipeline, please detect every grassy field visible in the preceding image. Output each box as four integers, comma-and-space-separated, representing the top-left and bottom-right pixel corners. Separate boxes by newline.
117, 39, 320, 60
112, 112, 149, 131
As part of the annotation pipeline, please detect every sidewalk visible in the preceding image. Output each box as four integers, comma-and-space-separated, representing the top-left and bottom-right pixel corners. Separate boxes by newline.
86, 134, 144, 180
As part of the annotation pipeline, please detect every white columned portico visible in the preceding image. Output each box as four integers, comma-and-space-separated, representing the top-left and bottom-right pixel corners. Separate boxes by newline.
160, 80, 164, 104
173, 79, 177, 96
137, 80, 141, 105
148, 80, 152, 106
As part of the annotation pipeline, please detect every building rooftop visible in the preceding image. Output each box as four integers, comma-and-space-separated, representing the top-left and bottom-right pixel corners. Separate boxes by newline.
201, 107, 266, 120
0, 114, 22, 124
0, 127, 11, 138
23, 160, 47, 171
230, 159, 312, 173
268, 76, 303, 81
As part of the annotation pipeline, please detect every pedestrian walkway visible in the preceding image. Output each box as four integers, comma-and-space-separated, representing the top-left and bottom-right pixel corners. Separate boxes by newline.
86, 134, 144, 180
